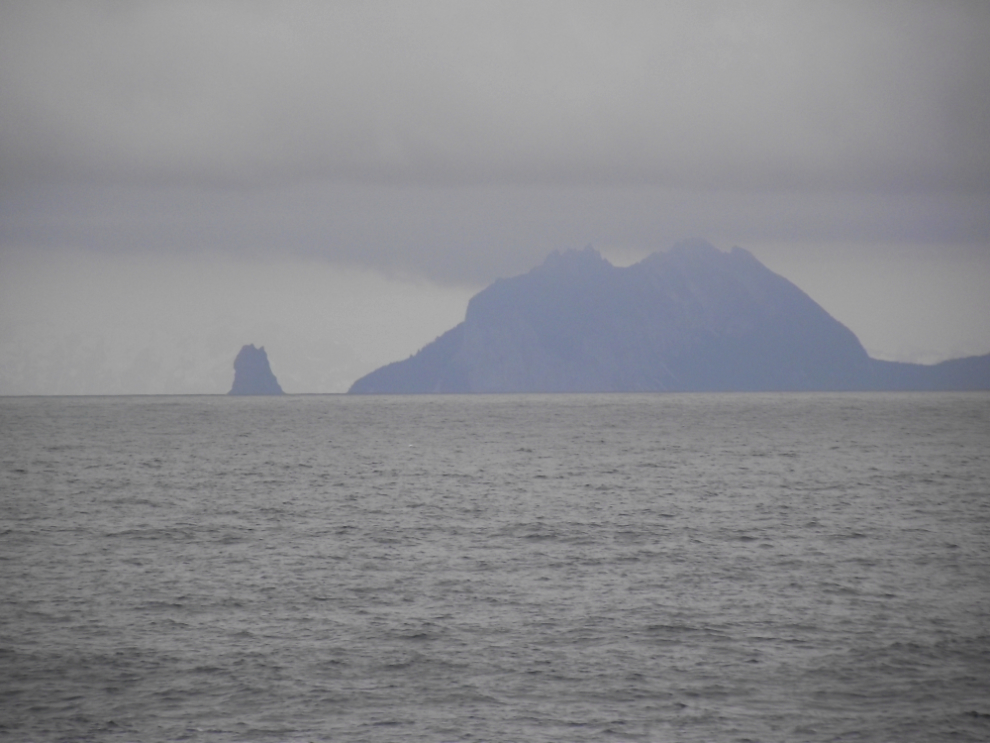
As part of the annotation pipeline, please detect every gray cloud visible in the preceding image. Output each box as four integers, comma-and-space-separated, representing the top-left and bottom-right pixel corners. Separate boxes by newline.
3, 1, 988, 192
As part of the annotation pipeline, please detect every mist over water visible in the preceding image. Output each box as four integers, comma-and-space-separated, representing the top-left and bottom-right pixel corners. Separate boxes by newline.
2, 393, 989, 742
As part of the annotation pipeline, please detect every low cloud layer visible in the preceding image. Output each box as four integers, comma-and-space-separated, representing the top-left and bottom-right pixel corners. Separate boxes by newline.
3, 182, 988, 285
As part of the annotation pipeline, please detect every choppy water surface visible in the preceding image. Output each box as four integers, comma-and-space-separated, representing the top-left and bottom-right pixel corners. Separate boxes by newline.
1, 393, 989, 743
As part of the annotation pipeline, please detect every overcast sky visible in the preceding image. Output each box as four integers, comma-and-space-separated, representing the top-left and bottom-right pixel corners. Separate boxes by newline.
2, 1, 988, 393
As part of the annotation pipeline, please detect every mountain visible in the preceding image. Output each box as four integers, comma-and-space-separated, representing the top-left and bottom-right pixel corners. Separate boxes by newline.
229, 344, 284, 395
348, 240, 990, 394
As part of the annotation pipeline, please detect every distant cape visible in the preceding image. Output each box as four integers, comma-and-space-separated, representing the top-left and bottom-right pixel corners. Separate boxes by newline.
229, 344, 284, 395
349, 240, 990, 394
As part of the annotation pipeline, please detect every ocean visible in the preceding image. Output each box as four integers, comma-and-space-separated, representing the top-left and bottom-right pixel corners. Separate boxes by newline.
1, 393, 988, 743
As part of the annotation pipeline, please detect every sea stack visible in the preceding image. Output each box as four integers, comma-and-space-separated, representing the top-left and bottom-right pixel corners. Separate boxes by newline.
229, 344, 284, 395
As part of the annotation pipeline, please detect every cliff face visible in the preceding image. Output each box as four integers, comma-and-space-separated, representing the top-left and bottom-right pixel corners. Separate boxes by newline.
348, 240, 990, 394
229, 344, 284, 395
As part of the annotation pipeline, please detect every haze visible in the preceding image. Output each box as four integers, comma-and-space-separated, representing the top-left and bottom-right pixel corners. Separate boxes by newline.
2, 1, 988, 394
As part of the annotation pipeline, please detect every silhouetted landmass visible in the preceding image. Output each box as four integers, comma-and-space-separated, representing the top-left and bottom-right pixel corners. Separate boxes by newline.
349, 240, 990, 394
870, 355, 990, 391
229, 344, 284, 395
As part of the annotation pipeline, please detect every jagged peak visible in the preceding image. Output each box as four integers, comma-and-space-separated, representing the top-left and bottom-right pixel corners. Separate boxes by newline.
669, 238, 722, 258
530, 244, 615, 283
635, 238, 727, 269
540, 244, 611, 269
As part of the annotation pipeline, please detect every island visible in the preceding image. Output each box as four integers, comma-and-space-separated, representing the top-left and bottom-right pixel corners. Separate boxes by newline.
349, 240, 990, 393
